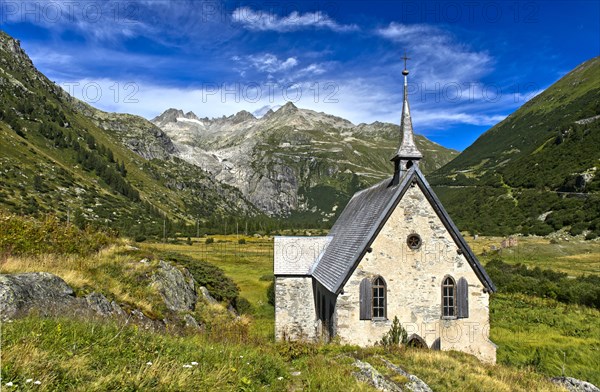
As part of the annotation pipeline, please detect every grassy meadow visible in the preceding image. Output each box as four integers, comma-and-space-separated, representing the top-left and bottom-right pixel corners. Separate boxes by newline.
144, 234, 600, 385
466, 235, 600, 276
2, 231, 599, 390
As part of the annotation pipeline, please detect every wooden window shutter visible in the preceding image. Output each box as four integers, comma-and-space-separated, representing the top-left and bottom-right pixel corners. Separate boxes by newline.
457, 277, 469, 319
359, 278, 372, 320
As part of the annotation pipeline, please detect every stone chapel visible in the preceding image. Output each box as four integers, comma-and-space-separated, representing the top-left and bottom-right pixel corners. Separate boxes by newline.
273, 63, 497, 363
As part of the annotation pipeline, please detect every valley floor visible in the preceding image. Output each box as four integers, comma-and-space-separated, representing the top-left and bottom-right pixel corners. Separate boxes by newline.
1, 235, 599, 390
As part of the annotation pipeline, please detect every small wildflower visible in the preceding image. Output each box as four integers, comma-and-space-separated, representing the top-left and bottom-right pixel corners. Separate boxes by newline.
146, 361, 153, 366
26, 379, 33, 383
277, 377, 283, 381
5, 382, 14, 387
183, 364, 192, 368
34, 381, 41, 385
239, 355, 243, 358
191, 361, 199, 366
246, 362, 250, 365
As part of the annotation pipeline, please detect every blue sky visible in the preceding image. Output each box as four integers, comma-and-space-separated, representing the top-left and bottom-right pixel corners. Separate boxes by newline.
1, 0, 598, 150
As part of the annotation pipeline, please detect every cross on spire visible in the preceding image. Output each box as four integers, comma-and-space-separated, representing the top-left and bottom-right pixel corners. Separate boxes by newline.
402, 51, 410, 71
390, 51, 422, 186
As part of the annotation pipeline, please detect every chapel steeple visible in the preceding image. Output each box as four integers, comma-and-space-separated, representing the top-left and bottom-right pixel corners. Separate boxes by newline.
391, 53, 422, 185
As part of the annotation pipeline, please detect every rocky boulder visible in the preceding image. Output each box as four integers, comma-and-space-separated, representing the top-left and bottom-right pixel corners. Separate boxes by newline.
0, 272, 79, 320
85, 292, 127, 319
150, 261, 197, 312
551, 377, 600, 392
352, 359, 402, 392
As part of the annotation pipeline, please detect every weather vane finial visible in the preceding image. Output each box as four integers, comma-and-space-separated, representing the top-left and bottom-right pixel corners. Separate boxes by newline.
402, 51, 410, 76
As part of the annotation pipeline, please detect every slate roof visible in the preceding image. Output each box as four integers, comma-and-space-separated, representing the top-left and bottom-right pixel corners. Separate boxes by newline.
274, 236, 331, 276
311, 166, 496, 294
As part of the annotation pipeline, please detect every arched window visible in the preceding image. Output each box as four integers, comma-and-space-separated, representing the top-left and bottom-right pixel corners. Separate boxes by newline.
442, 276, 456, 318
372, 276, 387, 320
359, 276, 387, 320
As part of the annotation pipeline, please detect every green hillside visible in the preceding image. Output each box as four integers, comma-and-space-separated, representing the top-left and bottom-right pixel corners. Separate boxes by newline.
0, 31, 261, 237
430, 56, 600, 237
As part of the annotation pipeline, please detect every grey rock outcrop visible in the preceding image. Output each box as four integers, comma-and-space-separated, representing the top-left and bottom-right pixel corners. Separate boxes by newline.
183, 314, 202, 330
0, 272, 163, 332
0, 273, 128, 321
0, 272, 78, 320
551, 377, 600, 392
85, 292, 127, 319
199, 286, 218, 305
150, 261, 197, 312
353, 359, 402, 392
378, 357, 433, 392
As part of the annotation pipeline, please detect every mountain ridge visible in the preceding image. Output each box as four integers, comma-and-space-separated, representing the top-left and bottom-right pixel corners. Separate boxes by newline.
430, 56, 600, 237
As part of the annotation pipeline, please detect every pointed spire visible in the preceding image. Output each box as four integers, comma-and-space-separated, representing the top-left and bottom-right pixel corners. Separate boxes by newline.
390, 53, 422, 186
393, 53, 422, 162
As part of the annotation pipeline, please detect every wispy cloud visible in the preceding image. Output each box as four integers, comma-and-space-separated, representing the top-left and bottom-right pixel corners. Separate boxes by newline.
376, 22, 493, 83
231, 7, 358, 32
246, 54, 299, 73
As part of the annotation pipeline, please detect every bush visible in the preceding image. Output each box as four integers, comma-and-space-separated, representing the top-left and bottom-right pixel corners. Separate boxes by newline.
380, 316, 408, 348
234, 297, 253, 314
485, 258, 600, 309
0, 211, 116, 256
238, 238, 246, 245
276, 340, 317, 360
205, 237, 214, 244
159, 251, 239, 305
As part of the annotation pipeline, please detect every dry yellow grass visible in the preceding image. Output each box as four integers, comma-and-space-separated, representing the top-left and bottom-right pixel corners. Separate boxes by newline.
0, 244, 160, 316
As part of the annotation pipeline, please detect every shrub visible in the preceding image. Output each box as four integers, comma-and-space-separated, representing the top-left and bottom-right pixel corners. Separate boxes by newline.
380, 316, 408, 348
238, 238, 246, 245
0, 211, 116, 256
158, 251, 239, 305
276, 340, 317, 360
485, 258, 600, 309
234, 297, 253, 314
205, 237, 214, 244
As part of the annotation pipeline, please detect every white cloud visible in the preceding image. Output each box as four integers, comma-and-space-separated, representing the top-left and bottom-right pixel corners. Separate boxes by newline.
231, 7, 358, 32
239, 53, 299, 74
376, 22, 493, 83
298, 63, 327, 75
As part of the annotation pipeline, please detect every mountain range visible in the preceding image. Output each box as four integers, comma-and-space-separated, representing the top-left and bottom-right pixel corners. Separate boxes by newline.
0, 30, 456, 235
2, 28, 598, 238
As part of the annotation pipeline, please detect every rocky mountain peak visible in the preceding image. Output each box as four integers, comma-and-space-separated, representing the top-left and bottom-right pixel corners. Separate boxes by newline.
277, 101, 299, 115
152, 108, 185, 124
230, 110, 256, 124
185, 111, 199, 120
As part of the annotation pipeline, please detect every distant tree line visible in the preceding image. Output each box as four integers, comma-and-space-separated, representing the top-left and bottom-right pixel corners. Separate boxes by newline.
486, 258, 600, 309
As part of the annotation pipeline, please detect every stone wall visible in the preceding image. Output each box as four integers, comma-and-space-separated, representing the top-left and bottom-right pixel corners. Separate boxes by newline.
335, 184, 497, 363
275, 276, 318, 341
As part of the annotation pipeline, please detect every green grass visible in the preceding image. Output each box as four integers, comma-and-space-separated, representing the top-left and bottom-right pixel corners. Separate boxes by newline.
143, 236, 600, 386
2, 234, 599, 390
144, 237, 276, 338
466, 236, 600, 276
491, 293, 600, 385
